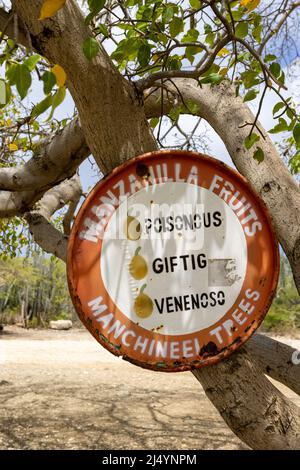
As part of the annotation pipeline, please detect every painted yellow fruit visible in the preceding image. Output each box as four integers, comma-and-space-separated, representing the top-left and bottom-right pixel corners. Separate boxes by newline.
134, 285, 153, 319
129, 247, 148, 280
124, 215, 141, 241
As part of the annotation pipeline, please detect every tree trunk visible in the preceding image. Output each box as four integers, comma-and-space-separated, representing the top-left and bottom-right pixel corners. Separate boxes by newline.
193, 347, 300, 450
14, 0, 157, 174
20, 285, 29, 329
247, 334, 300, 396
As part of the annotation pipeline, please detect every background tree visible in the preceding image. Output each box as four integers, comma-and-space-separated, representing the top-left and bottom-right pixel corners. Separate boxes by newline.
1, 0, 300, 449
0, 255, 75, 326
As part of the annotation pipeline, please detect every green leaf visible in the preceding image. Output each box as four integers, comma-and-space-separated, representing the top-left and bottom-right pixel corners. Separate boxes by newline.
23, 54, 41, 71
0, 80, 10, 108
240, 70, 260, 89
126, 0, 140, 5
269, 118, 289, 134
41, 71, 56, 95
289, 152, 300, 174
15, 64, 32, 100
111, 37, 141, 64
169, 17, 184, 38
47, 86, 66, 120
7, 38, 15, 49
88, 0, 105, 13
138, 43, 151, 68
270, 62, 281, 78
85, 12, 95, 24
167, 54, 182, 70
278, 70, 285, 86
83, 37, 100, 60
150, 117, 159, 128
189, 0, 201, 9
6, 63, 18, 85
185, 45, 202, 64
243, 89, 258, 102
169, 105, 183, 122
199, 73, 223, 85
182, 28, 199, 43
162, 5, 174, 23
264, 54, 277, 63
236, 21, 248, 38
245, 133, 259, 149
265, 54, 277, 62
95, 24, 109, 37
253, 24, 262, 43
31, 94, 53, 118
272, 101, 285, 116
205, 31, 215, 47
253, 147, 264, 163
286, 107, 294, 120
231, 10, 244, 21
202, 63, 220, 75
85, 0, 105, 24
185, 99, 200, 115
293, 123, 300, 148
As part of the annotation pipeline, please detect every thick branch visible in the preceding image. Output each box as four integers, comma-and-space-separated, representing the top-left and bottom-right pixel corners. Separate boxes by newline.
0, 189, 36, 217
25, 212, 68, 261
63, 195, 81, 235
24, 174, 82, 261
193, 347, 300, 450
0, 118, 89, 192
144, 78, 300, 293
29, 173, 82, 220
247, 333, 300, 396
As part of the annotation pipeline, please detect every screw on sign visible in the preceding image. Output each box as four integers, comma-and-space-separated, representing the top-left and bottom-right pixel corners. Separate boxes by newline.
67, 150, 279, 372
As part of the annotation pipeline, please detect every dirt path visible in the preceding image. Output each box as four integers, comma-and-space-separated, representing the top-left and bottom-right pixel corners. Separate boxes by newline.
0, 326, 299, 450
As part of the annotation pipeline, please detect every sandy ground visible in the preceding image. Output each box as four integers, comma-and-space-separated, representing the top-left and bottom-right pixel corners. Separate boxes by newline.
0, 326, 300, 450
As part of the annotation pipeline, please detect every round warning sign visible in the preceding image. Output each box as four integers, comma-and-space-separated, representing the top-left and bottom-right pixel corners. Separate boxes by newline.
67, 150, 279, 372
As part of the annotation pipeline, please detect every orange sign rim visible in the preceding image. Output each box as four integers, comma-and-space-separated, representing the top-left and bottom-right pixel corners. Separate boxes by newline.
67, 150, 280, 372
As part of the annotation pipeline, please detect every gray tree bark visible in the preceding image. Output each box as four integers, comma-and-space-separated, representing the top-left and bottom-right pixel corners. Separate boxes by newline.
193, 347, 300, 450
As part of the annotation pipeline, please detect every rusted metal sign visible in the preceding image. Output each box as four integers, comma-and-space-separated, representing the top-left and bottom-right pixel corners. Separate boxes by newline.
67, 150, 279, 372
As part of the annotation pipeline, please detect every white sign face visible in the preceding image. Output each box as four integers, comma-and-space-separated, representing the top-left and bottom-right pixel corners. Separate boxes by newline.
101, 182, 247, 335
68, 151, 279, 372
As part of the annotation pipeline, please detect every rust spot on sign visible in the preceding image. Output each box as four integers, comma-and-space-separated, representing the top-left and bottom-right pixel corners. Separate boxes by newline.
199, 342, 219, 357
136, 162, 150, 178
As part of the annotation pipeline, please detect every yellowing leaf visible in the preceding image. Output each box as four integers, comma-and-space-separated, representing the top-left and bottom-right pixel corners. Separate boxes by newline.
240, 0, 260, 11
51, 64, 67, 87
39, 0, 67, 20
220, 67, 229, 77
217, 47, 229, 57
9, 143, 18, 152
